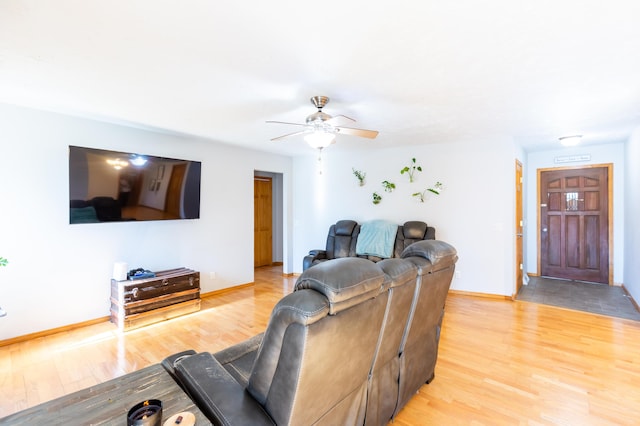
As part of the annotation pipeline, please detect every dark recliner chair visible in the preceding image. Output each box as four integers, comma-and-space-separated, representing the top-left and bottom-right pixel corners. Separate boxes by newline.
303, 219, 361, 270
163, 240, 458, 426
392, 220, 437, 258
304, 220, 437, 270
393, 241, 457, 418
89, 196, 123, 221
165, 257, 391, 425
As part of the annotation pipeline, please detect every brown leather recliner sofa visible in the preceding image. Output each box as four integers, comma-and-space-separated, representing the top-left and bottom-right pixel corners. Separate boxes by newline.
163, 239, 458, 425
302, 219, 437, 271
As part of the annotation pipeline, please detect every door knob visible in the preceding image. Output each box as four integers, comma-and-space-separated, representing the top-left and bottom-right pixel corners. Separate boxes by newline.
542, 228, 548, 232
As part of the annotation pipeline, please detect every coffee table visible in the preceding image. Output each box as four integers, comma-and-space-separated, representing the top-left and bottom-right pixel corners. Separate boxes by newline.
0, 364, 209, 425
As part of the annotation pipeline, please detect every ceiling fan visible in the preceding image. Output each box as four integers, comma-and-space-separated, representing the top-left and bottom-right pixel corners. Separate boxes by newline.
267, 96, 379, 149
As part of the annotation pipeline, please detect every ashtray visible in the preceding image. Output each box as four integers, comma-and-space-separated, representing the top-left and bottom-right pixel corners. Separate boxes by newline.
127, 399, 163, 426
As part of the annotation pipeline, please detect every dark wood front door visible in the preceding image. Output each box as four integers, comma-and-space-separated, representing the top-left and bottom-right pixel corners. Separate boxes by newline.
539, 166, 610, 284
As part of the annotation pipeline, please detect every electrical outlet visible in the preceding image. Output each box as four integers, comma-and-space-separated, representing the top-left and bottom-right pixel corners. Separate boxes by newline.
209, 271, 216, 280
455, 270, 461, 279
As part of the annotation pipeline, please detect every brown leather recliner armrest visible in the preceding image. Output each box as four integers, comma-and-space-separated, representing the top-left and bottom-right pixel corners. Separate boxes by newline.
173, 352, 276, 426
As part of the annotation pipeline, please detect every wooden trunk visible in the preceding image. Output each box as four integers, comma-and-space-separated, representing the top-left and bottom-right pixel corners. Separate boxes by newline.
110, 267, 200, 331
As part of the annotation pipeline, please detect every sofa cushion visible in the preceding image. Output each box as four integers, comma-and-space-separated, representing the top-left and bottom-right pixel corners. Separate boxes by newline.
295, 257, 386, 314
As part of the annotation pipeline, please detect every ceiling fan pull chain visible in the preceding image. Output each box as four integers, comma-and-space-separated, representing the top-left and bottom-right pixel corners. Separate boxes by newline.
317, 148, 323, 175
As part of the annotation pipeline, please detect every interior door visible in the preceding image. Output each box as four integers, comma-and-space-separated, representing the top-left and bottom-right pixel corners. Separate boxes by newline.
515, 160, 523, 297
539, 166, 610, 284
166, 164, 186, 218
254, 177, 273, 267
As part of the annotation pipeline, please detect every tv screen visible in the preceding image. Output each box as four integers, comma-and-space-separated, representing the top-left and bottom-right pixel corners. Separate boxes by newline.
69, 146, 201, 224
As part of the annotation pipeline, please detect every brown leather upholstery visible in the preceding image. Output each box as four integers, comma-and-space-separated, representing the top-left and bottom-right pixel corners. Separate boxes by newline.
304, 220, 436, 271
303, 220, 361, 270
164, 240, 457, 426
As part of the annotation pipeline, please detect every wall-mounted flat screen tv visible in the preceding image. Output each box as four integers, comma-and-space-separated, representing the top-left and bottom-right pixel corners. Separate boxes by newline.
69, 146, 201, 224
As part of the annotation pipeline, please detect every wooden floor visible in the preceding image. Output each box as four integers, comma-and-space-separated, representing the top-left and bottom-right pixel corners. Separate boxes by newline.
2, 265, 640, 424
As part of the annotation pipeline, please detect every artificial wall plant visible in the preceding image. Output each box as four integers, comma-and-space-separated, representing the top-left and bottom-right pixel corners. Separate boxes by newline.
412, 182, 444, 203
352, 168, 366, 186
382, 180, 396, 192
400, 158, 422, 182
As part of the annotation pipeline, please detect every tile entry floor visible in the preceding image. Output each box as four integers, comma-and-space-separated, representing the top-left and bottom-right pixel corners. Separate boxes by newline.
517, 276, 640, 321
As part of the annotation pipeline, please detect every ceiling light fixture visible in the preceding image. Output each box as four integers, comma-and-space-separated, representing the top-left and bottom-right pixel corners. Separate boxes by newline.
129, 155, 147, 166
559, 135, 582, 146
106, 158, 129, 170
304, 131, 335, 149
267, 96, 378, 151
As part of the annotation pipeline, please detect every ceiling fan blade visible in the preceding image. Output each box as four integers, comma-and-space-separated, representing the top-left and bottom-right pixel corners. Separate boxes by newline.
327, 114, 356, 124
335, 126, 379, 139
266, 120, 307, 127
270, 130, 308, 141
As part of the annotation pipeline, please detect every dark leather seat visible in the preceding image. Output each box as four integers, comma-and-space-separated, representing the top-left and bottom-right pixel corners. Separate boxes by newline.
392, 220, 437, 258
303, 219, 360, 270
89, 196, 122, 221
394, 241, 457, 417
163, 240, 458, 426
166, 257, 390, 425
303, 220, 437, 270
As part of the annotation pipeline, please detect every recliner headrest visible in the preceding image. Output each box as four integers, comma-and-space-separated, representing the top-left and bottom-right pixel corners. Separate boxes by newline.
334, 220, 358, 236
401, 240, 458, 269
403, 221, 428, 239
295, 257, 385, 314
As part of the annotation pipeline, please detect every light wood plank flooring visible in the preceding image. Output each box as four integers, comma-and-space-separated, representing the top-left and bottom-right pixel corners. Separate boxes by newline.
2, 266, 640, 424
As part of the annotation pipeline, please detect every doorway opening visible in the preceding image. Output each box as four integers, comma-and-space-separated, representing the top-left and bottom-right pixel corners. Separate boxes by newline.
254, 171, 284, 269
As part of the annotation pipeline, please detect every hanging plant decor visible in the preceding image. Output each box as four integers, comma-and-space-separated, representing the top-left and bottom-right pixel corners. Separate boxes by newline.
372, 192, 382, 205
412, 182, 444, 203
400, 157, 422, 182
382, 180, 396, 192
352, 168, 366, 186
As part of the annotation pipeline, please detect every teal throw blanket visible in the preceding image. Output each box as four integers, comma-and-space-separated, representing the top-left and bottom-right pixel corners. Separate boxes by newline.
356, 220, 397, 258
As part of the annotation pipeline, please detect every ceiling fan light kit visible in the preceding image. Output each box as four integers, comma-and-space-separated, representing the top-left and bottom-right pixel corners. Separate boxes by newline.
267, 96, 379, 150
304, 131, 335, 149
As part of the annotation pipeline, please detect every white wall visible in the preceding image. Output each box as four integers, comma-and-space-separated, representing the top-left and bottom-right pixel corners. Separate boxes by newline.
0, 104, 292, 340
292, 136, 522, 297
624, 128, 640, 300
525, 143, 625, 284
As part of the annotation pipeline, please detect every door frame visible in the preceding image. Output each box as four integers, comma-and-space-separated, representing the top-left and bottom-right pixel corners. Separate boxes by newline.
536, 163, 614, 285
254, 176, 273, 268
514, 160, 523, 299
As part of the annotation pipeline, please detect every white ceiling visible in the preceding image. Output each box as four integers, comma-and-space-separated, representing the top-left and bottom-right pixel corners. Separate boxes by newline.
1, 1, 639, 156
